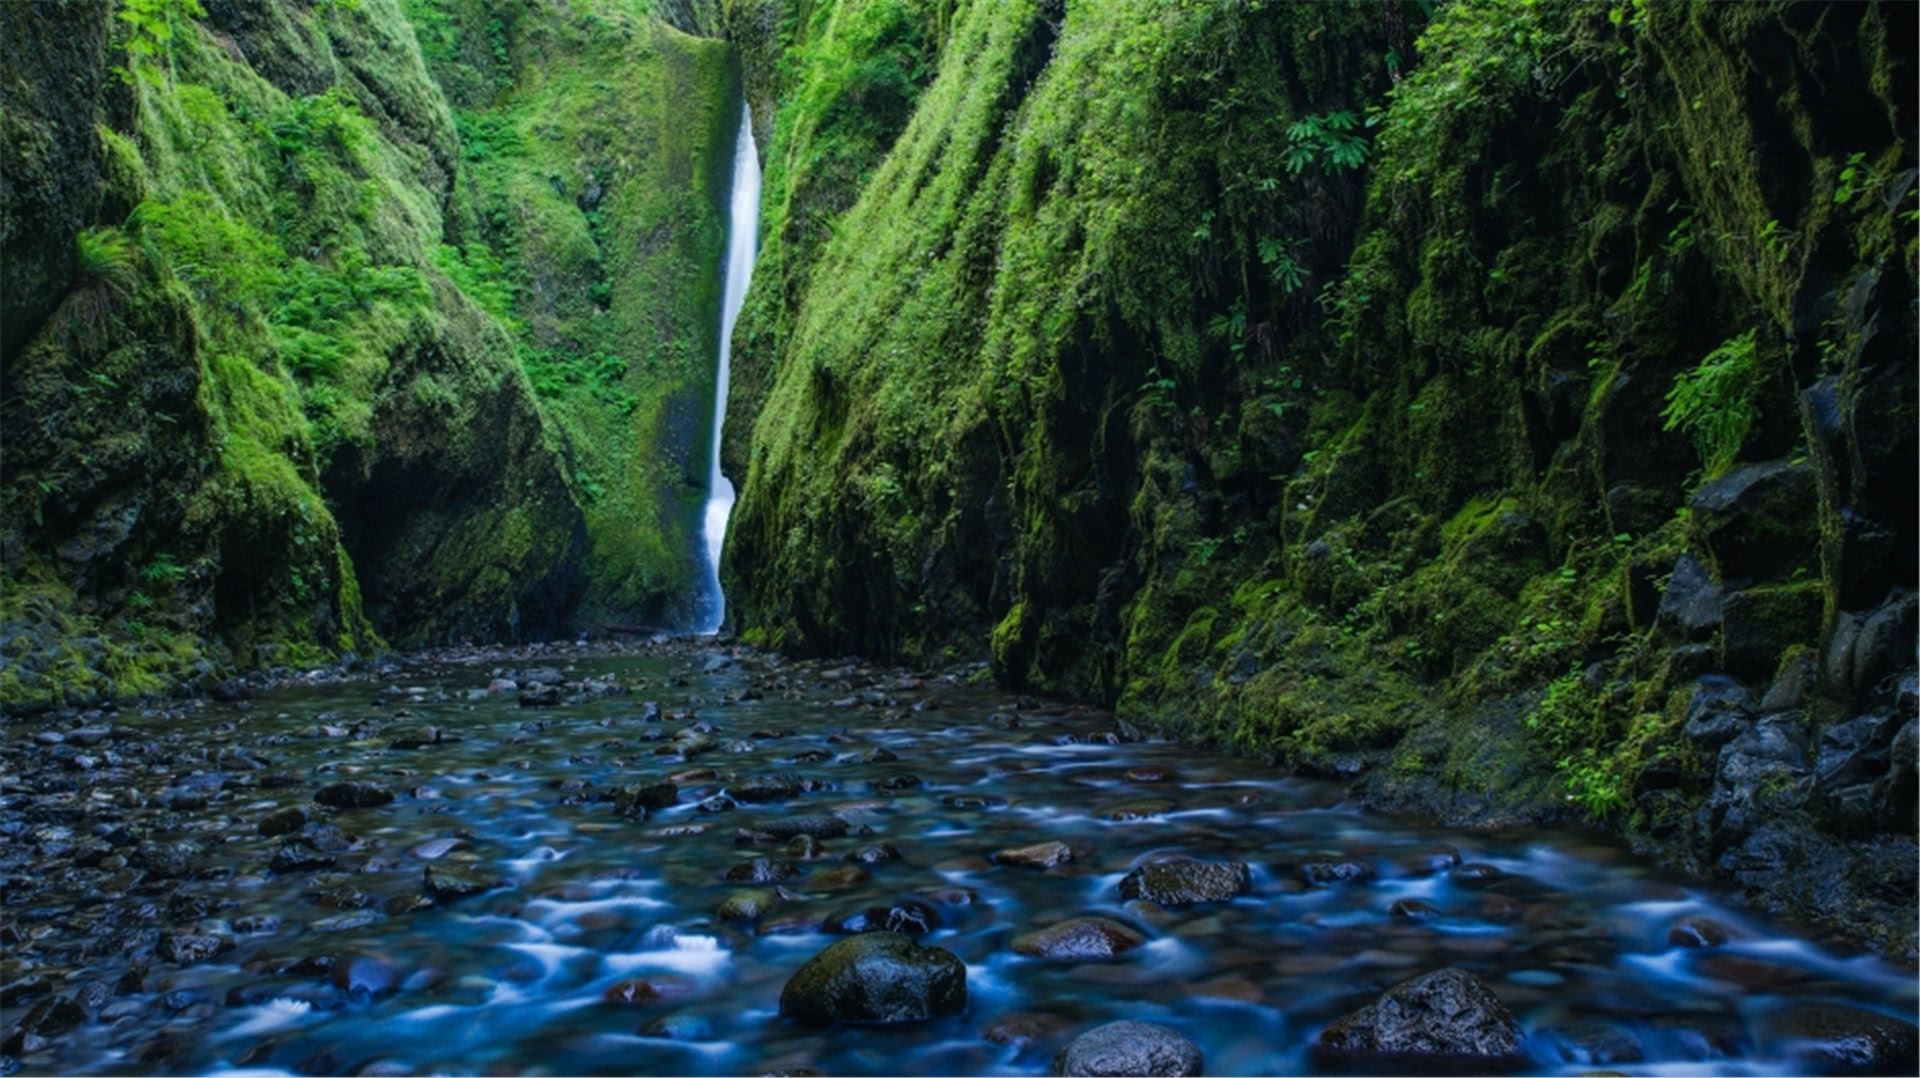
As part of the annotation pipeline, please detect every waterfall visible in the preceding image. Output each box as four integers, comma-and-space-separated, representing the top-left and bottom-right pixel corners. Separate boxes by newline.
695, 99, 760, 633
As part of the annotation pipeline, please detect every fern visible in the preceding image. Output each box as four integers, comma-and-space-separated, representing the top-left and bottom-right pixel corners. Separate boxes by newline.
1661, 329, 1759, 474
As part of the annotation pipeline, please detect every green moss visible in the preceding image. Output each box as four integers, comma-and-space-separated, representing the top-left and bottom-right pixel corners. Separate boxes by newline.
403, 0, 741, 624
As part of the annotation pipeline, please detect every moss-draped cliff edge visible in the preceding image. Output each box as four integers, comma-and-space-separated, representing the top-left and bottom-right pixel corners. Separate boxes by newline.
722, 0, 1917, 952
0, 0, 741, 707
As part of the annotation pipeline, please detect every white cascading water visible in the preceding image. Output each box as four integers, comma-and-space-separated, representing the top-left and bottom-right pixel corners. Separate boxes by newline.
694, 100, 760, 633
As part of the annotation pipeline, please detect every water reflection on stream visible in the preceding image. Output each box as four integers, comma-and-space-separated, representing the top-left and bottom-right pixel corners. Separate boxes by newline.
4, 643, 1914, 1076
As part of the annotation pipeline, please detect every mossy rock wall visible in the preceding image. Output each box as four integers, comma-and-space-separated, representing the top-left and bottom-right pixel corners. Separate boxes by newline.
404, 0, 741, 628
728, 0, 1916, 950
0, 0, 743, 706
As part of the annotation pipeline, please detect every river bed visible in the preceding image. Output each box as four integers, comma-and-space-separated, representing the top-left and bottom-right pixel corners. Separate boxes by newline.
3, 640, 1914, 1075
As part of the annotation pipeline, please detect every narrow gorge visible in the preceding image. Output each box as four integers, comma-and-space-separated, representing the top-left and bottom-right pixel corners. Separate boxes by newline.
1, 0, 1914, 1074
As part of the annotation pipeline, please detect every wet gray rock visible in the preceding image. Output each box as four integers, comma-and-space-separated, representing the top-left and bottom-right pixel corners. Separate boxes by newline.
158, 932, 233, 964
724, 859, 801, 883
1873, 719, 1917, 833
1760, 649, 1818, 712
1657, 553, 1724, 639
1708, 715, 1810, 847
716, 889, 779, 921
1668, 916, 1735, 947
730, 775, 808, 803
1767, 1003, 1919, 1072
1299, 858, 1377, 886
994, 840, 1073, 869
131, 842, 195, 879
389, 726, 458, 750
1848, 592, 1916, 702
612, 782, 678, 816
1011, 917, 1145, 960
1117, 861, 1250, 905
1684, 676, 1754, 750
1054, 1020, 1203, 1077
259, 805, 310, 837
1816, 710, 1903, 829
754, 815, 851, 839
423, 865, 493, 900
270, 840, 337, 873
315, 782, 394, 810
1314, 968, 1521, 1061
1388, 898, 1440, 923
518, 684, 564, 707
778, 932, 966, 1025
5, 994, 87, 1055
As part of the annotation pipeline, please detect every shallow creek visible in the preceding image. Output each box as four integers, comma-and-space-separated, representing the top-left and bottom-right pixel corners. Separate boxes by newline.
3, 642, 1914, 1076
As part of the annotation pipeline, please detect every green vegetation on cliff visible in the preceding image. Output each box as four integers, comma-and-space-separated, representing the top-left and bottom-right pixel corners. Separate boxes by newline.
1, 0, 743, 708
725, 0, 1916, 949
404, 0, 742, 625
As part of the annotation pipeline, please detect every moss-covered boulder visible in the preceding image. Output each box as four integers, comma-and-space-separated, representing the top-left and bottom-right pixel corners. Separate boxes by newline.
777, 931, 966, 1025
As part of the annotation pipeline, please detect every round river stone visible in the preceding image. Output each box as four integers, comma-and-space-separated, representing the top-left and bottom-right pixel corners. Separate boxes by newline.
778, 931, 966, 1025
1054, 1020, 1203, 1076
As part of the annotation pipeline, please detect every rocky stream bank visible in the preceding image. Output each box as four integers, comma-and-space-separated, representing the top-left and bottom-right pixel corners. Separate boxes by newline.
2, 637, 1915, 1075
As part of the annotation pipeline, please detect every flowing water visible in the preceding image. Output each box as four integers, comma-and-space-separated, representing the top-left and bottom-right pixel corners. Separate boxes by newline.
694, 101, 762, 634
2, 643, 1914, 1077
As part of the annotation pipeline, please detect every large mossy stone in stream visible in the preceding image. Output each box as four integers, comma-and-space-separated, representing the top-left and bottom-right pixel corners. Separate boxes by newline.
1313, 967, 1522, 1062
1054, 1020, 1204, 1076
777, 931, 966, 1025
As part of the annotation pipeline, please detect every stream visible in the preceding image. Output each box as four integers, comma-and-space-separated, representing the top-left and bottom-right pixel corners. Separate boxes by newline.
2, 640, 1914, 1076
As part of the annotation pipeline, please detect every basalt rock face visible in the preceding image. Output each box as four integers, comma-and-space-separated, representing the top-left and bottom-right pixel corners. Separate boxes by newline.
726, 0, 1916, 953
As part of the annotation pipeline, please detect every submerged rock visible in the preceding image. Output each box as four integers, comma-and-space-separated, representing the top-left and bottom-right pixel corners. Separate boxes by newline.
423, 865, 493, 900
1298, 858, 1376, 886
314, 782, 394, 810
826, 898, 940, 936
1313, 967, 1522, 1062
753, 815, 851, 839
1054, 1020, 1203, 1077
1767, 1003, 1919, 1072
777, 932, 966, 1025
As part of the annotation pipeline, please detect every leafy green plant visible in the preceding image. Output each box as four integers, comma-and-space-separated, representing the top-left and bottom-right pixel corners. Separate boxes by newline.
1524, 669, 1628, 817
115, 0, 207, 86
140, 555, 187, 584
1832, 151, 1869, 206
1206, 296, 1249, 361
76, 228, 139, 293
1281, 110, 1369, 174
66, 227, 141, 344
1661, 328, 1758, 473
1258, 236, 1308, 293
